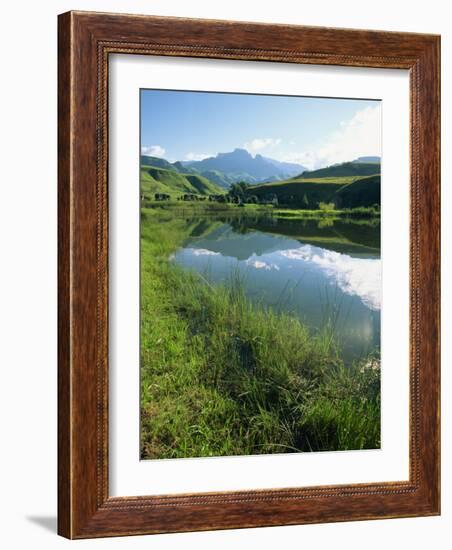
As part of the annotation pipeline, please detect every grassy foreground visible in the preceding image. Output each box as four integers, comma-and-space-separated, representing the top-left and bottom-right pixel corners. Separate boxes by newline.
140, 209, 381, 459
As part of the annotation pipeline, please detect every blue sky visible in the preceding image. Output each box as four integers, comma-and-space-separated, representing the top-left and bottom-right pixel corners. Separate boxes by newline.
140, 89, 381, 169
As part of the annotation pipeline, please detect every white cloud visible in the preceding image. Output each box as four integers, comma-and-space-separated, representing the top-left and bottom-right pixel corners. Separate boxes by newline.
246, 256, 280, 271
282, 151, 319, 170
191, 248, 220, 256
141, 145, 166, 158
282, 105, 381, 170
185, 152, 212, 161
243, 137, 281, 153
279, 244, 381, 310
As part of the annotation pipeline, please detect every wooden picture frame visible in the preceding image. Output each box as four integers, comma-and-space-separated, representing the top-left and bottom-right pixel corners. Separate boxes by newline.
58, 10, 440, 539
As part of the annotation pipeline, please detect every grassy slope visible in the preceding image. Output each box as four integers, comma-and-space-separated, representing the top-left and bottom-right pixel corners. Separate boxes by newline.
248, 174, 380, 209
247, 160, 381, 209
140, 209, 381, 459
141, 155, 175, 170
248, 179, 343, 208
198, 169, 236, 189
141, 155, 198, 175
272, 175, 372, 186
300, 162, 380, 179
335, 175, 380, 208
141, 165, 224, 198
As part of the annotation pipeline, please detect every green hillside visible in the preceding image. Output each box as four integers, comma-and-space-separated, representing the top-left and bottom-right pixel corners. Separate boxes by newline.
141, 165, 224, 199
299, 162, 380, 179
141, 156, 198, 175
141, 155, 175, 170
185, 174, 224, 195
334, 175, 380, 208
172, 161, 198, 174
248, 180, 341, 208
199, 168, 269, 188
246, 174, 380, 209
198, 169, 236, 189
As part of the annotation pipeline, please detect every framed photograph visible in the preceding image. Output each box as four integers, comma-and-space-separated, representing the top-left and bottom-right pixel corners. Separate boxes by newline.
58, 11, 440, 538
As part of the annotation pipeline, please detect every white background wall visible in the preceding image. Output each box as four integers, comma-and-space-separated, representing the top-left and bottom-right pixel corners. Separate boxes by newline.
0, 1, 449, 548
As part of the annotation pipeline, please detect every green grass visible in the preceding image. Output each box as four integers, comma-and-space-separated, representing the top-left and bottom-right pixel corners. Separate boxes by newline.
140, 210, 381, 459
273, 205, 380, 219
267, 175, 375, 186
142, 200, 277, 217
299, 162, 380, 179
145, 201, 379, 220
141, 165, 224, 198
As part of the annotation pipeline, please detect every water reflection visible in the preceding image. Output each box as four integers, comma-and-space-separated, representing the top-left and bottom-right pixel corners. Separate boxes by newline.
172, 216, 381, 361
278, 245, 381, 311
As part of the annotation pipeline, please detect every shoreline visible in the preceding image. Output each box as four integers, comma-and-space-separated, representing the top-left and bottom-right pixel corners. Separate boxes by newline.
142, 202, 381, 220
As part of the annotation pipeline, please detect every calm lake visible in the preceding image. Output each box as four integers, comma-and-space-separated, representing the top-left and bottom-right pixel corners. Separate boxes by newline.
171, 215, 381, 362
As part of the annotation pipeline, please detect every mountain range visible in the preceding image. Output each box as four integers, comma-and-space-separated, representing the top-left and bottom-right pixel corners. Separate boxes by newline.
141, 148, 307, 189
182, 148, 307, 186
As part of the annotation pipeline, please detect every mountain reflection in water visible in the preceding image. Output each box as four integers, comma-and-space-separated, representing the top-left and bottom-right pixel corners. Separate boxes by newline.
172, 216, 381, 361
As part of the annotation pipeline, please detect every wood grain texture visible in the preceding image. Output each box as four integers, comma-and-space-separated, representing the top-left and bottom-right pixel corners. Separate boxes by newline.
57, 10, 72, 539
57, 10, 440, 539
